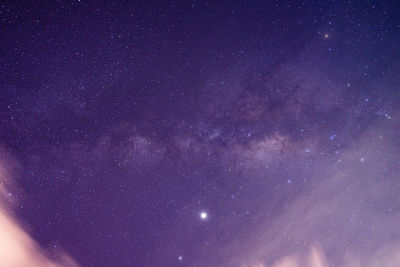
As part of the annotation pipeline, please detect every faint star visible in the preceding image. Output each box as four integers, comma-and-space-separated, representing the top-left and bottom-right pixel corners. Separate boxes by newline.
323, 33, 329, 39
360, 158, 365, 162
178, 256, 183, 261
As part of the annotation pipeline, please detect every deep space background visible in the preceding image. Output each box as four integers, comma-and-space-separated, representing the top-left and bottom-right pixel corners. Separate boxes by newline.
0, 1, 400, 266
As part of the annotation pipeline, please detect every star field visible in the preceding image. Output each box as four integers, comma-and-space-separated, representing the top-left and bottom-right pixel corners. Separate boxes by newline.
0, 1, 400, 266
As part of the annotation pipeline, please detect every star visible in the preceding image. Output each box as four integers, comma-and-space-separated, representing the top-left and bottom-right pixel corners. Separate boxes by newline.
200, 212, 208, 220
178, 256, 183, 261
323, 33, 329, 39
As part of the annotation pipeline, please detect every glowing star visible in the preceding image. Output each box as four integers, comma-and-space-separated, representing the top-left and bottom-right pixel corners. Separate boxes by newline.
200, 212, 208, 220
178, 256, 183, 261
323, 33, 329, 39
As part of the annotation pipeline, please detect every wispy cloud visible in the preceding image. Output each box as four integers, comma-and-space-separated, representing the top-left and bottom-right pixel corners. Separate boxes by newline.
0, 147, 78, 267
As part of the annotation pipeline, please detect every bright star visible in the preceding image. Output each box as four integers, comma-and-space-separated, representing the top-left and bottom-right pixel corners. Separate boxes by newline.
200, 212, 208, 220
323, 33, 329, 39
178, 256, 183, 261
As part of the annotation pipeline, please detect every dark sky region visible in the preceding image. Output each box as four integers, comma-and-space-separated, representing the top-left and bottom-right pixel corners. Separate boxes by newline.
0, 1, 400, 266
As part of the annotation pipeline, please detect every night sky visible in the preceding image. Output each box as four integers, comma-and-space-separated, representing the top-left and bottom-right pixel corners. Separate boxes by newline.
0, 1, 400, 266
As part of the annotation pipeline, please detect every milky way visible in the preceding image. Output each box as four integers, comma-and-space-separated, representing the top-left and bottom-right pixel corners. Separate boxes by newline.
0, 1, 400, 266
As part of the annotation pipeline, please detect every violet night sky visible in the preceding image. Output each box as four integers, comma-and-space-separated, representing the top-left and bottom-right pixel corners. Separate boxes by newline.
0, 1, 400, 266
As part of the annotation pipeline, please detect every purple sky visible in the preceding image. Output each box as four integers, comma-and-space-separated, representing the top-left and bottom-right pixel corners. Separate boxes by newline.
0, 1, 400, 266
